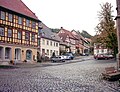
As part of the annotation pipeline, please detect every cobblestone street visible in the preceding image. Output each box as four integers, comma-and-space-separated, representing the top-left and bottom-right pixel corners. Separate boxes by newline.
0, 58, 120, 92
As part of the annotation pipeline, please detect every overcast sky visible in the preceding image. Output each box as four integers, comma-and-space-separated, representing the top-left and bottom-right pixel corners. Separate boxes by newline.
22, 0, 116, 36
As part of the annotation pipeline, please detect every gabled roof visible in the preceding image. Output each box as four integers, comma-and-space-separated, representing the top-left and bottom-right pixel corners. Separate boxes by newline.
0, 0, 38, 20
58, 27, 78, 41
71, 30, 83, 40
72, 30, 87, 42
39, 22, 61, 42
58, 33, 67, 42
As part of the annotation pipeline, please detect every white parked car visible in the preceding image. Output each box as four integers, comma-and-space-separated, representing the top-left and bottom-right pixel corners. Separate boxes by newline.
50, 55, 65, 62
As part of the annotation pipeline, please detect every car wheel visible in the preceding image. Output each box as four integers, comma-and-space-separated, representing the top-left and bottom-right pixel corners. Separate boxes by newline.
96, 58, 99, 60
71, 57, 73, 60
62, 60, 65, 62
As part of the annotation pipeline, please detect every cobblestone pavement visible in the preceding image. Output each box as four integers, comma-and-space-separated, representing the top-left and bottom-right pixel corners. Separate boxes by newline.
0, 58, 120, 92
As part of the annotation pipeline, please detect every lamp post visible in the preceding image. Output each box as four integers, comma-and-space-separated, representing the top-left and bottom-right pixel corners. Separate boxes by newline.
116, 0, 120, 70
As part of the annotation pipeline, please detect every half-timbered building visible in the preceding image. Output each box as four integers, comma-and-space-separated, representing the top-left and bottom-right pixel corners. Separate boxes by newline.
0, 0, 40, 63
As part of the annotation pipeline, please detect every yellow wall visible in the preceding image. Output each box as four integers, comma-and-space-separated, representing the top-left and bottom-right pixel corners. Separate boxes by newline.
0, 44, 37, 63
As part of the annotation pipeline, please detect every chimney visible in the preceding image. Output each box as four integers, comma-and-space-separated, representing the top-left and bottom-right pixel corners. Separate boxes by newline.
61, 27, 63, 29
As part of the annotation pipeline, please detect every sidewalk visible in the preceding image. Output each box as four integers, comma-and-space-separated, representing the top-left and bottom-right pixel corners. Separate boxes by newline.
0, 56, 93, 68
11, 56, 93, 68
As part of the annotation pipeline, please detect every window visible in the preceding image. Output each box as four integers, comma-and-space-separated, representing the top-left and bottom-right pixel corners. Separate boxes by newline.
31, 33, 35, 41
32, 21, 36, 28
38, 29, 42, 36
26, 50, 32, 60
18, 31, 21, 39
47, 49, 49, 55
97, 50, 99, 53
0, 11, 5, 20
38, 39, 40, 46
42, 49, 45, 54
50, 41, 52, 46
56, 51, 58, 55
50, 50, 52, 56
54, 42, 55, 46
0, 27, 4, 36
102, 49, 104, 53
47, 40, 49, 45
18, 17, 22, 24
26, 19, 30, 27
56, 43, 58, 47
8, 29, 12, 37
25, 32, 29, 40
8, 14, 12, 22
42, 39, 45, 45
5, 48, 10, 59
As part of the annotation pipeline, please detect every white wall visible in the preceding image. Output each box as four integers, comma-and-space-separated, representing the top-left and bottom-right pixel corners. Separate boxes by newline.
94, 49, 108, 55
40, 38, 60, 58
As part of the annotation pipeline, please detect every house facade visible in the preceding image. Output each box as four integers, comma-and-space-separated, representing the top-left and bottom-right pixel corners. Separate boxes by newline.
59, 41, 68, 55
71, 30, 85, 54
58, 27, 78, 53
82, 38, 90, 54
0, 0, 40, 63
38, 22, 60, 58
71, 30, 91, 55
94, 43, 112, 55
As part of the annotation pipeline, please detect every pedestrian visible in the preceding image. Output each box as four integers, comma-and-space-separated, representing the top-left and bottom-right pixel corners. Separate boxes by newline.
52, 52, 56, 57
14, 58, 16, 65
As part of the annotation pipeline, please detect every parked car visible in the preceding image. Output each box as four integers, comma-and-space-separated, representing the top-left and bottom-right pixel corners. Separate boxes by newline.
94, 54, 106, 60
82, 53, 89, 56
50, 55, 65, 62
107, 54, 114, 59
94, 54, 114, 60
63, 53, 74, 60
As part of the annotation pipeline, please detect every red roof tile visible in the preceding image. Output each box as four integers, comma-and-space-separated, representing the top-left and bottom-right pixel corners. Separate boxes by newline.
59, 28, 78, 40
58, 33, 67, 41
0, 0, 38, 20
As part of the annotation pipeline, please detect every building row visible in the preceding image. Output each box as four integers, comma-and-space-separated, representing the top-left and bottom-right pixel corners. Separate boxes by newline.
0, 0, 91, 64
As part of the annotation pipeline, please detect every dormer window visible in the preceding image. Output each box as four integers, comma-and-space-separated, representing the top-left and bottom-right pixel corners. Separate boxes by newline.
38, 29, 42, 36
51, 35, 55, 38
42, 32, 45, 36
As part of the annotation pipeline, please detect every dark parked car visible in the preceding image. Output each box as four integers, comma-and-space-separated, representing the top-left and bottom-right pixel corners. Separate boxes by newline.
63, 53, 74, 60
